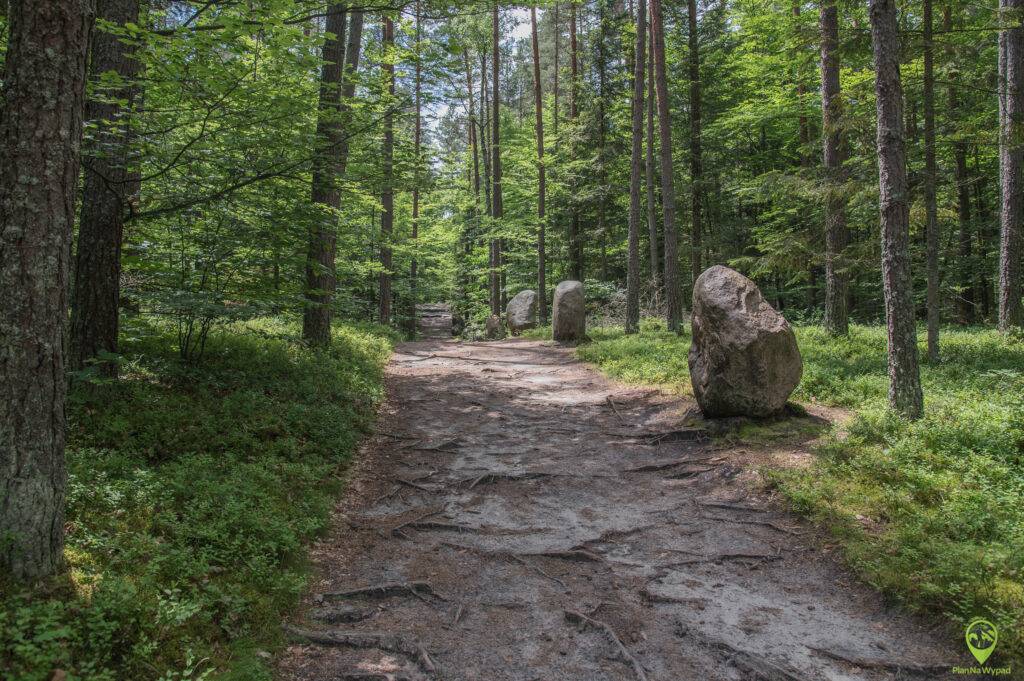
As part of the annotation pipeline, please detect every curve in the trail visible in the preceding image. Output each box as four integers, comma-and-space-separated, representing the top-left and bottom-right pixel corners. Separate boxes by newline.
278, 338, 957, 681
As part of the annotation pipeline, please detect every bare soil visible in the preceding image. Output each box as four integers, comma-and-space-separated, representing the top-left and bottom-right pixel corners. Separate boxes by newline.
277, 337, 958, 681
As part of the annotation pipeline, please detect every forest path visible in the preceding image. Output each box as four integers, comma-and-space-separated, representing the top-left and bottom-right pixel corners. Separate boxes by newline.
278, 339, 956, 681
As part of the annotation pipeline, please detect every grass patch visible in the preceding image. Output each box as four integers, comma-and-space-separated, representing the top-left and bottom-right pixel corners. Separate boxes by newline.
0, 317, 395, 681
572, 320, 1024, 663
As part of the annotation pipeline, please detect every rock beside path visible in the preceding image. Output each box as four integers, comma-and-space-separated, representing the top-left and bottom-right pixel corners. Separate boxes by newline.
552, 281, 586, 342
506, 290, 538, 335
688, 265, 802, 417
485, 314, 505, 339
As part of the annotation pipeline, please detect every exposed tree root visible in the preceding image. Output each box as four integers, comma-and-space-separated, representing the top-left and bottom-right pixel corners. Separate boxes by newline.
697, 500, 766, 512
623, 456, 716, 473
530, 548, 604, 562
460, 471, 552, 489
641, 429, 710, 445
564, 609, 649, 681
508, 554, 568, 588
674, 623, 812, 681
639, 589, 708, 608
606, 395, 628, 424
395, 477, 437, 493
662, 550, 781, 568
700, 513, 804, 536
807, 645, 953, 675
663, 465, 716, 479
318, 581, 443, 603
283, 624, 437, 677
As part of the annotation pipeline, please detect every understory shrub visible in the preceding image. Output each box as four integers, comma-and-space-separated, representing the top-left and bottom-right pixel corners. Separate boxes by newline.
0, 317, 394, 681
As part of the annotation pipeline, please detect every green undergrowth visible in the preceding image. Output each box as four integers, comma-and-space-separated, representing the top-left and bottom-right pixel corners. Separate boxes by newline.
0, 317, 395, 681
554, 320, 1024, 664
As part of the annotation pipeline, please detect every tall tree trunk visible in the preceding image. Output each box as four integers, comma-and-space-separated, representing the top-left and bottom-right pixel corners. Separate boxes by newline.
71, 0, 140, 377
923, 0, 939, 360
869, 0, 924, 418
0, 0, 93, 580
481, 51, 493, 251
465, 50, 482, 203
531, 7, 549, 324
687, 0, 703, 290
492, 4, 504, 317
304, 3, 348, 345
553, 2, 560, 143
794, 1, 811, 166
410, 2, 421, 335
944, 6, 975, 324
569, 1, 583, 280
464, 48, 481, 320
999, 0, 1024, 331
379, 15, 395, 325
626, 0, 647, 334
337, 10, 364, 175
646, 15, 659, 291
596, 0, 609, 284
820, 0, 848, 335
651, 0, 681, 331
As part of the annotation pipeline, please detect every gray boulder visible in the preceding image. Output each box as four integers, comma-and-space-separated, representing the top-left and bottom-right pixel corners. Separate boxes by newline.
688, 265, 802, 417
552, 280, 585, 342
506, 290, 539, 335
485, 314, 505, 339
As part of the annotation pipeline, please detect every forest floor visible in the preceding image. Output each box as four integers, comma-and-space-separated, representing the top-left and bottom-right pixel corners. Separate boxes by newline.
276, 337, 962, 681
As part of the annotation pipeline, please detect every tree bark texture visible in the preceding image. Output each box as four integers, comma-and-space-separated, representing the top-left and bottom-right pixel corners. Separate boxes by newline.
650, 0, 681, 331
379, 15, 395, 325
869, 0, 924, 418
530, 7, 548, 324
999, 0, 1024, 330
627, 0, 647, 334
820, 0, 849, 335
304, 3, 348, 345
71, 0, 140, 377
0, 0, 94, 580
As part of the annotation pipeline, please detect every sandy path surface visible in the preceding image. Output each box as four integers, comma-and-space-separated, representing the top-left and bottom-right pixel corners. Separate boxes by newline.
277, 338, 957, 681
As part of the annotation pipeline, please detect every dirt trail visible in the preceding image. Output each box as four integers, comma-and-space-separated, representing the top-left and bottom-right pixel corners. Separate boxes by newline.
278, 338, 957, 681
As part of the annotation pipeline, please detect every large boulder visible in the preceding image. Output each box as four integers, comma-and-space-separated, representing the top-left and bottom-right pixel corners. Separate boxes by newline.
485, 314, 505, 339
506, 290, 538, 335
688, 265, 802, 417
552, 280, 585, 342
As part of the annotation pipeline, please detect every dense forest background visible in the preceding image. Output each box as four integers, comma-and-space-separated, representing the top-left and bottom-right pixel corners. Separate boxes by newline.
2, 0, 1024, 678
0, 0, 1009, 353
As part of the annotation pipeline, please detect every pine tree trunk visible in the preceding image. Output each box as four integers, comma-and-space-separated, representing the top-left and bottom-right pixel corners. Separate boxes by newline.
627, 0, 647, 334
410, 3, 421, 336
943, 6, 975, 324
0, 0, 94, 580
869, 0, 924, 418
794, 1, 811, 166
569, 2, 583, 281
645, 17, 660, 291
923, 0, 940, 360
687, 0, 703, 290
464, 48, 481, 320
379, 15, 395, 325
492, 5, 504, 317
553, 3, 560, 143
71, 0, 140, 377
336, 10, 364, 175
820, 0, 849, 336
999, 0, 1024, 331
304, 3, 348, 345
531, 7, 549, 324
650, 0, 681, 332
481, 51, 493, 271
